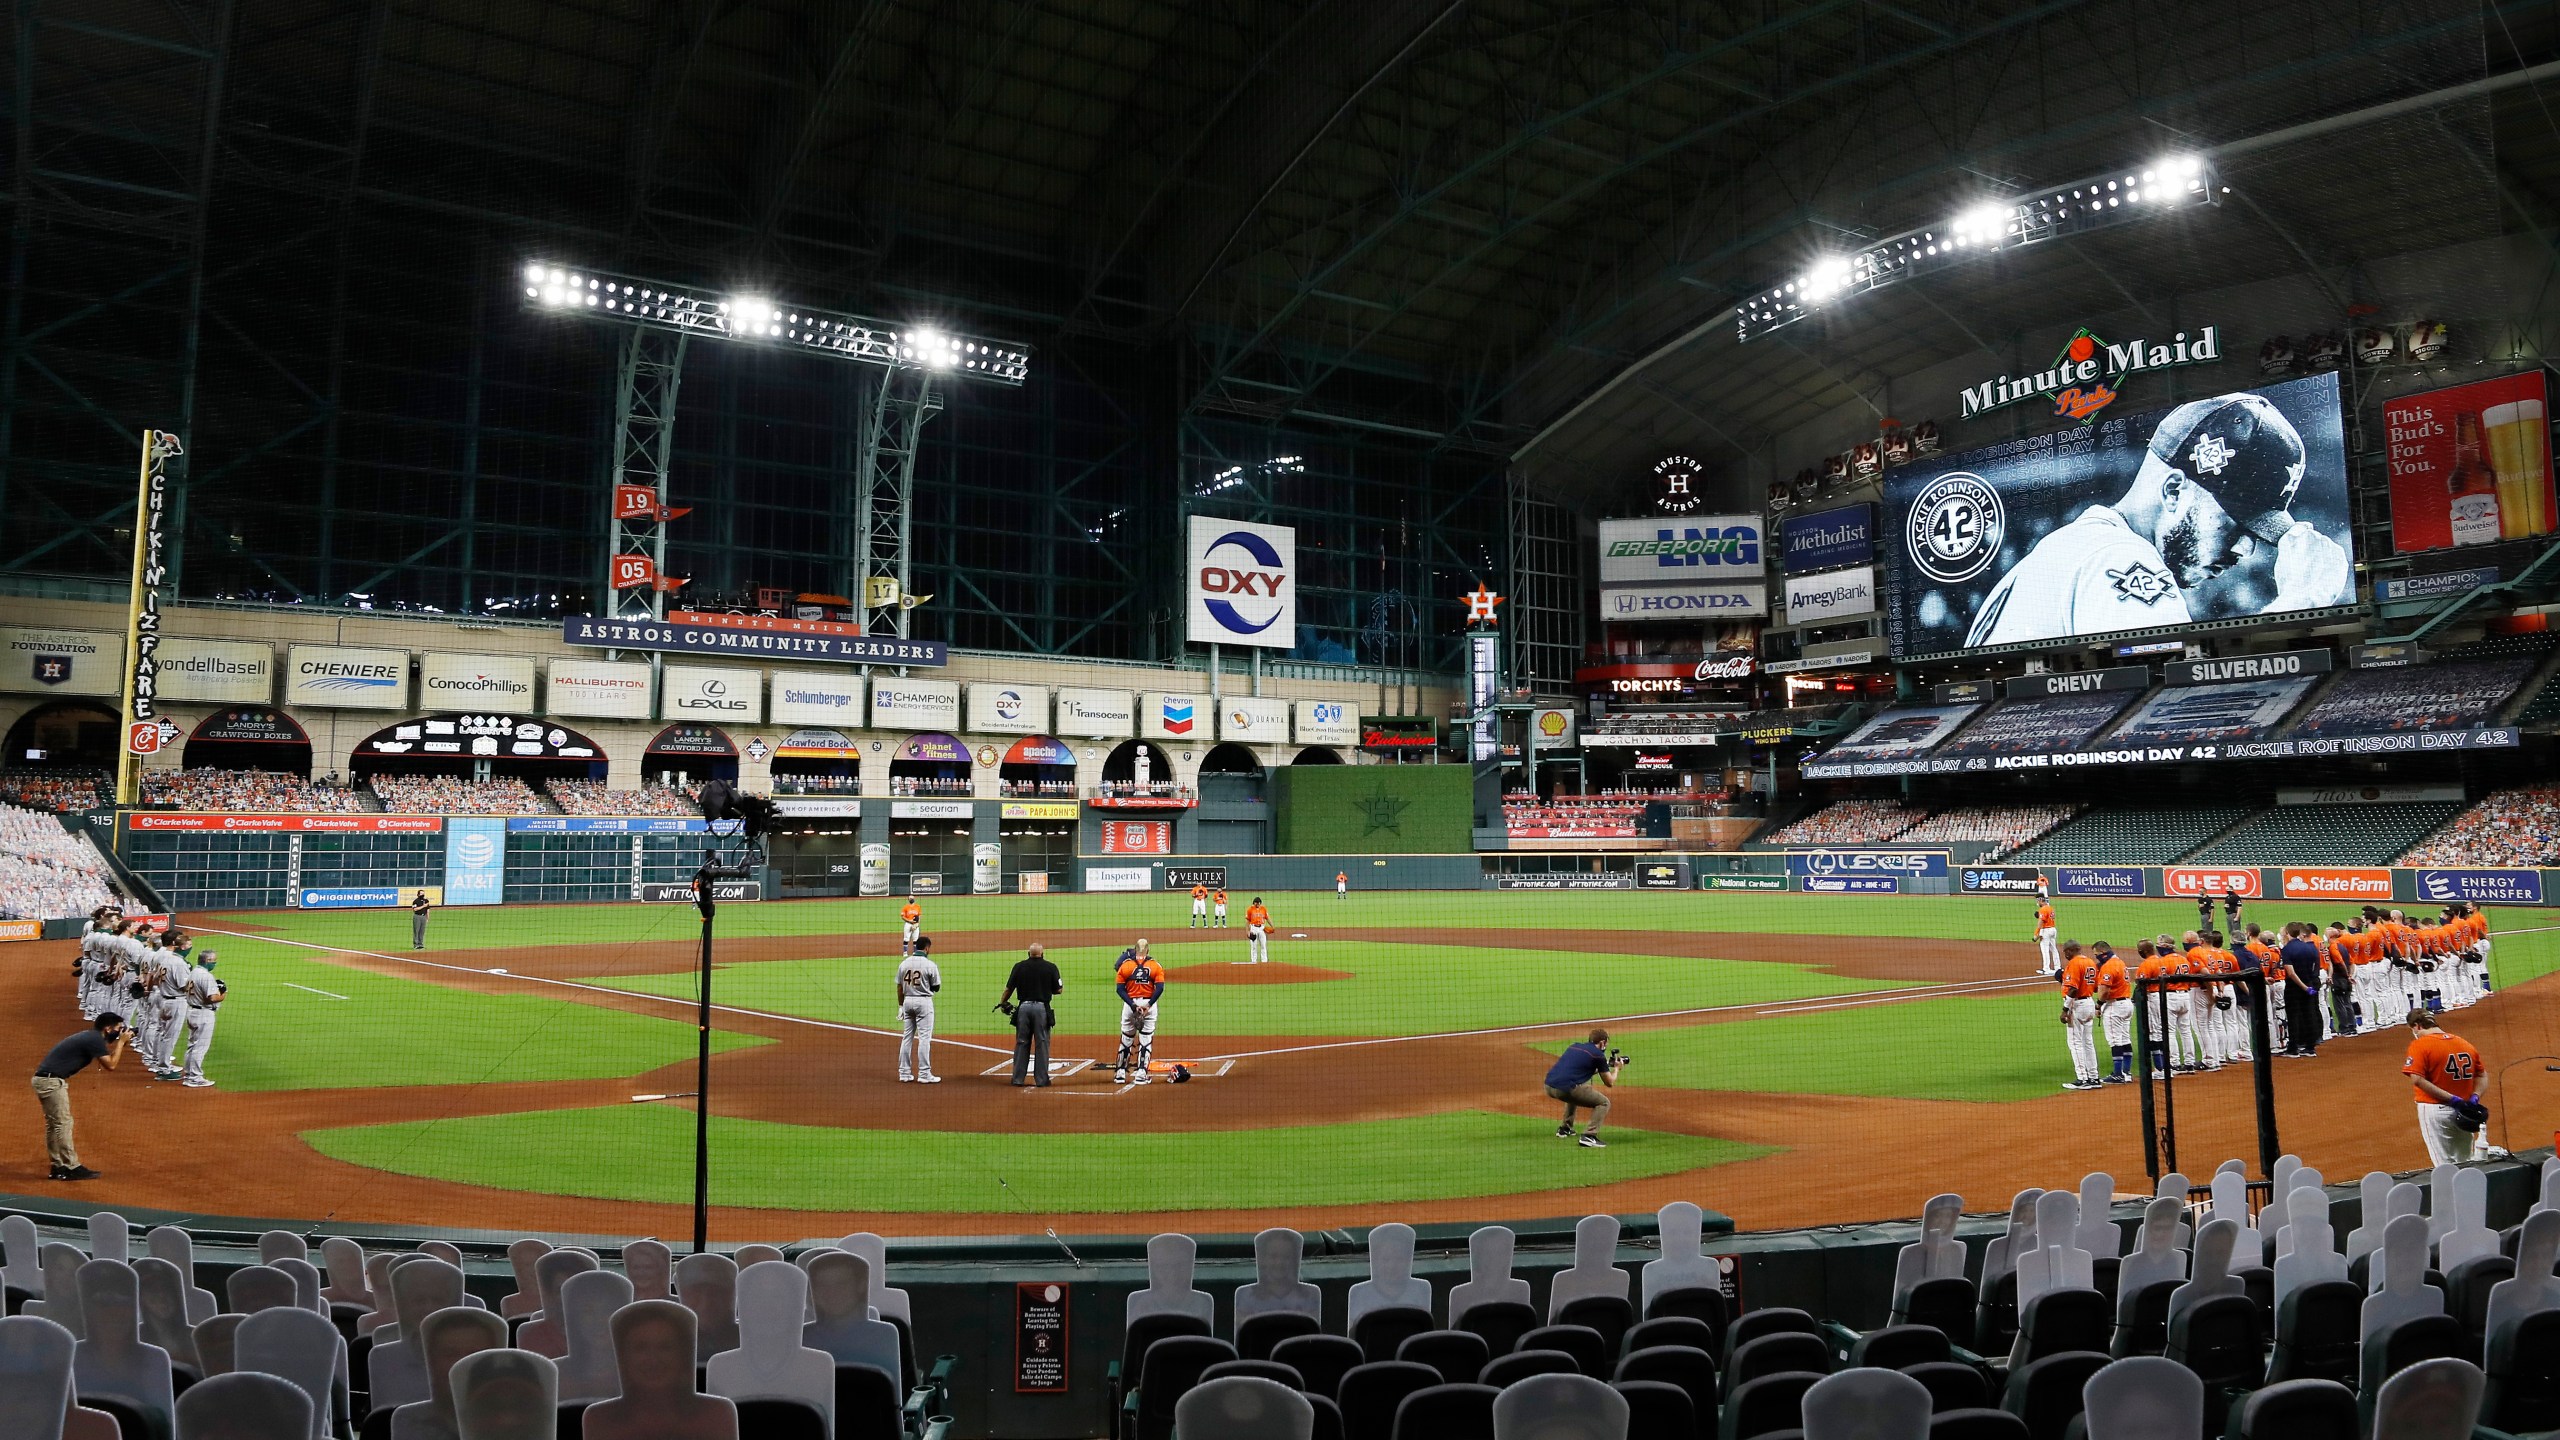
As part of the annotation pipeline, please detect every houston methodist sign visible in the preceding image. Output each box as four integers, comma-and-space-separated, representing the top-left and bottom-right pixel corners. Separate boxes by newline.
1186, 516, 1297, 649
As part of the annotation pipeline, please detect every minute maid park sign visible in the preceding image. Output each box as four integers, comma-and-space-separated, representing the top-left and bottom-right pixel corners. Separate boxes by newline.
1959, 325, 2223, 423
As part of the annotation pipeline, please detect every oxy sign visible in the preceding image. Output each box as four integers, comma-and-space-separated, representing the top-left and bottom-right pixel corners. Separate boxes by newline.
1186, 516, 1297, 649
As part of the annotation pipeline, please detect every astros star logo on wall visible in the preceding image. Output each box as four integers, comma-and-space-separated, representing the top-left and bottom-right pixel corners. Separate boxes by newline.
1354, 782, 1412, 836
1461, 583, 1504, 625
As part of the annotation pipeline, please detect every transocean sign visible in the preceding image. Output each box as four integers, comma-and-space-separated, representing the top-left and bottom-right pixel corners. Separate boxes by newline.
1959, 325, 2224, 423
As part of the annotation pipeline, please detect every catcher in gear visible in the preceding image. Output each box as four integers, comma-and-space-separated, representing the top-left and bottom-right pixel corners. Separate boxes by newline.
1112, 941, 1166, 1084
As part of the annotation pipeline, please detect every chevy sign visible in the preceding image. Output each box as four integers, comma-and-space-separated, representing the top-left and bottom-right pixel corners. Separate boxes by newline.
1786, 850, 1949, 878
1779, 504, 1876, 573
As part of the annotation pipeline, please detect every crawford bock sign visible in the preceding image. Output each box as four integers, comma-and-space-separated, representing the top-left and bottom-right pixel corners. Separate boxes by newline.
1959, 326, 2225, 422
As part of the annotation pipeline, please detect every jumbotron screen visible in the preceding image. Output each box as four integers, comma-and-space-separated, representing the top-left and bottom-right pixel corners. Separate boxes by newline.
1882, 372, 2353, 658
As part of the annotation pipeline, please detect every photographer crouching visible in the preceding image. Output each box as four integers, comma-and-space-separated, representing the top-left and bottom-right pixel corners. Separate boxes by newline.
1545, 1028, 1624, 1150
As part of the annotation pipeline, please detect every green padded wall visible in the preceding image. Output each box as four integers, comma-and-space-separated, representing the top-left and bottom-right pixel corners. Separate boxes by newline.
1271, 763, 1471, 854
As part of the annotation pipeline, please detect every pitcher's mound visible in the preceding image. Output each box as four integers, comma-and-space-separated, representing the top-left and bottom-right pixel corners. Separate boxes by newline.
1165, 961, 1351, 985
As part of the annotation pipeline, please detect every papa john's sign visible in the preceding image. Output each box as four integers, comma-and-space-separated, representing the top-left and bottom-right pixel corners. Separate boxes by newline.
1186, 516, 1296, 650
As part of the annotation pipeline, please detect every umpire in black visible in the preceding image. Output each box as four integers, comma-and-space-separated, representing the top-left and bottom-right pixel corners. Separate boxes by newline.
999, 943, 1064, 1087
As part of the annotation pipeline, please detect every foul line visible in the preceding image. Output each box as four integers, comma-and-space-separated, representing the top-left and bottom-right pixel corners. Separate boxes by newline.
280, 982, 350, 1001
186, 927, 1017, 1057
1191, 973, 2052, 1062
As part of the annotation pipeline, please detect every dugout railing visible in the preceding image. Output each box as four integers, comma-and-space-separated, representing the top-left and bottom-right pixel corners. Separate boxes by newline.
2127, 969, 2284, 1185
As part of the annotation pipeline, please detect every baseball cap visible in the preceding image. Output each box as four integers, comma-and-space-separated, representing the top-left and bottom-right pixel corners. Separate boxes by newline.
2149, 393, 2308, 544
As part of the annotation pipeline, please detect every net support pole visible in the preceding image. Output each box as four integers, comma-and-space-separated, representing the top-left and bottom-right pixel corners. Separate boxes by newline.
2246, 971, 2282, 1178
693, 890, 715, 1252
2133, 979, 2160, 1183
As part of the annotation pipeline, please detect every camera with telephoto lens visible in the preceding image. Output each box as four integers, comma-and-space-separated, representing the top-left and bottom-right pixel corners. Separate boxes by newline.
1607, 1048, 1631, 1069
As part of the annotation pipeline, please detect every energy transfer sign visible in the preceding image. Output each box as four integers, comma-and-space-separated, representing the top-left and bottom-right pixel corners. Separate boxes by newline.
1185, 516, 1297, 648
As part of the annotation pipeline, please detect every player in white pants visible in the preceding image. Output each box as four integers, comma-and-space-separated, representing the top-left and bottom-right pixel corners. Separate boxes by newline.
1212, 889, 1228, 928
2165, 953, 2205, 1072
1189, 884, 1208, 928
895, 938, 942, 1083
2056, 944, 2100, 1089
148, 942, 191, 1077
178, 953, 222, 1087
1114, 941, 1166, 1083
2035, 900, 2060, 976
1244, 897, 1272, 964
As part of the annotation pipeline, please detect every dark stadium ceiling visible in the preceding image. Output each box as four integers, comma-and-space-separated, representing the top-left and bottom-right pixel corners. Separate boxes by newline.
20, 0, 2560, 495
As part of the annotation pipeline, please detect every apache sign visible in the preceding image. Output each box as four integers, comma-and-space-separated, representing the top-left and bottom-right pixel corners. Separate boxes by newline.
1959, 325, 2224, 422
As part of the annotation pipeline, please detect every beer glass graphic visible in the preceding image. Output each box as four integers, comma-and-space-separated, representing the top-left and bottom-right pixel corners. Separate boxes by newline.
2484, 398, 2550, 538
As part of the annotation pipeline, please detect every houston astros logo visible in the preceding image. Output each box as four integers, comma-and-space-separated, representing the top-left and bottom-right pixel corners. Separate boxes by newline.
1461, 583, 1504, 624
1905, 472, 2004, 584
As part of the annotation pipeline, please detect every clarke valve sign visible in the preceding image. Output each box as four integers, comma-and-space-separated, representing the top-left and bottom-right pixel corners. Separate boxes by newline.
1185, 516, 1297, 650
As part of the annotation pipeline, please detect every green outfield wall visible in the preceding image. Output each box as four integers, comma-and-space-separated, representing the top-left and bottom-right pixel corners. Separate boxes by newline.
1270, 763, 1472, 854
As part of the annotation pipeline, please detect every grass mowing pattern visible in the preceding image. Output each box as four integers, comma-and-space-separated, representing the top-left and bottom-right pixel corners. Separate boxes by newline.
180, 934, 766, 1092
1548, 992, 2069, 1103
301, 1106, 1766, 1211
592, 940, 1892, 1037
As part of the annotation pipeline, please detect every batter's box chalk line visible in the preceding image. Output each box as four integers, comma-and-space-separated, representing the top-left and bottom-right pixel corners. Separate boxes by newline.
976, 1058, 1096, 1079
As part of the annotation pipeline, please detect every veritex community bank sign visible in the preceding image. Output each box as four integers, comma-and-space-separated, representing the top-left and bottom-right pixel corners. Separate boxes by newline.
1960, 325, 2224, 422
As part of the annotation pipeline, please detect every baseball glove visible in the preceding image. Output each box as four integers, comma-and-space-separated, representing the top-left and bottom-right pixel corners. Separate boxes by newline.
2214, 995, 2232, 1011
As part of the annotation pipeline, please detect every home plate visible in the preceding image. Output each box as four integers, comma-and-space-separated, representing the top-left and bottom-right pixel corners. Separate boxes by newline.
978, 1058, 1096, 1079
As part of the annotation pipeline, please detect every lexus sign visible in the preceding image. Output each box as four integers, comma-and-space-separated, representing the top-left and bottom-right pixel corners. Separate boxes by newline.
1186, 515, 1297, 649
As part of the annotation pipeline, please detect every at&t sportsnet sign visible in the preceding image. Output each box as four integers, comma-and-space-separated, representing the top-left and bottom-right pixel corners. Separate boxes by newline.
1960, 866, 2044, 895
1185, 516, 1297, 649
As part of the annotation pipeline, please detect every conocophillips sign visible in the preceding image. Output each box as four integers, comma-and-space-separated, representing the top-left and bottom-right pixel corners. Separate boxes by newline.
420, 652, 536, 705
1186, 515, 1296, 649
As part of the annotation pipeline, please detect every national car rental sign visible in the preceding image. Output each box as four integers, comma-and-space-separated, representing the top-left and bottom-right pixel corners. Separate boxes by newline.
1186, 516, 1297, 650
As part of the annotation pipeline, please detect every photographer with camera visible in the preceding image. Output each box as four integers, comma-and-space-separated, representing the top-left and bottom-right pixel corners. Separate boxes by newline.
1544, 1028, 1623, 1150
998, 943, 1063, 1087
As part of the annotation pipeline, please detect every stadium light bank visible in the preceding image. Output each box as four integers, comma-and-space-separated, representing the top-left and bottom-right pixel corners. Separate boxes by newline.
1740, 154, 2224, 341
518, 261, 1032, 384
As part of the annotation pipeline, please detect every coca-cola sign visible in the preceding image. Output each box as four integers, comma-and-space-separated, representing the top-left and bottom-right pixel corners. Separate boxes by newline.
1694, 654, 1756, 680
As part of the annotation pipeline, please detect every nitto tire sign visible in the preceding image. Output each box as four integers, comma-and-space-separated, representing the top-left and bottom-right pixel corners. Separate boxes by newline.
1959, 866, 2044, 895
1186, 515, 1297, 649
637, 880, 762, 903
2416, 869, 2545, 905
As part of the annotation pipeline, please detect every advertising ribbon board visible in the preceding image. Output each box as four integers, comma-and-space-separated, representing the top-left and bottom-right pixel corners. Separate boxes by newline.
2279, 867, 2392, 901
299, 886, 442, 910
443, 817, 508, 906
1701, 875, 1789, 891
2054, 866, 2146, 897
2165, 867, 2262, 899
2414, 869, 2544, 905
1495, 874, 1638, 890
1085, 866, 1153, 892
1958, 866, 2046, 895
1785, 850, 1949, 879
1802, 876, 1899, 893
1164, 866, 1228, 889
638, 880, 762, 903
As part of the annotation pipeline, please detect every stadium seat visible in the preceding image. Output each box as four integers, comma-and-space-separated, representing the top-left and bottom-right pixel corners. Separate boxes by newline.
1111, 1312, 1212, 1421
833, 1363, 904, 1440
2482, 1310, 2560, 1434
1894, 1280, 1977, 1344
1311, 1392, 1347, 1440
1847, 1326, 1950, 1371
1899, 1362, 1987, 1414
1126, 1334, 1237, 1440
1625, 1317, 1719, 1362
733, 1397, 827, 1440
1458, 1301, 1542, 1359
1337, 1361, 1441, 1440
1973, 1272, 2021, 1356
1397, 1330, 1492, 1387
1997, 1351, 2107, 1440
2264, 1280, 2360, 1386
1178, 1374, 1317, 1440
1723, 1310, 1819, 1370
2165, 1292, 2262, 1431
1353, 1308, 1437, 1366
2226, 1377, 2356, 1440
1493, 1373, 1628, 1440
1242, 1311, 1325, 1361
1646, 1289, 1732, 1352
2108, 1281, 2176, 1360
1205, 1358, 1308, 1390
2011, 1289, 2110, 1366
1274, 1336, 1366, 1402
555, 1400, 589, 1438
1520, 1325, 1611, 1380
1558, 1296, 1637, 1359
1613, 1345, 1717, 1427
2188, 802, 2469, 867
1483, 1350, 1581, 1389
2443, 1255, 2513, 1355
1390, 1381, 1498, 1440
2368, 1356, 2488, 1440
1730, 1333, 1830, 1387
1722, 1370, 1824, 1440
2008, 807, 2253, 867
1613, 1378, 1696, 1440
1926, 1409, 2028, 1440
2355, 1314, 2468, 1431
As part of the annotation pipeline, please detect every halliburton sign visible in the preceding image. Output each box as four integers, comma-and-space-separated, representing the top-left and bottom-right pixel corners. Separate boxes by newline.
2281, 867, 2393, 900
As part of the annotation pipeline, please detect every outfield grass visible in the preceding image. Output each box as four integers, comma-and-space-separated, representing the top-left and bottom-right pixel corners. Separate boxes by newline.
173, 933, 766, 1092
1550, 992, 2070, 1104
301, 1106, 1766, 1212
593, 939, 1892, 1037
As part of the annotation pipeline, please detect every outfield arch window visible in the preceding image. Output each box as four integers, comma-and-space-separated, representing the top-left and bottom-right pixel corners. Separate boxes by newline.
644, 724, 736, 784
888, 732, 971, 797
1289, 746, 1345, 765
354, 714, 611, 783
1098, 738, 1178, 798
997, 734, 1074, 799
2, 699, 119, 770
184, 707, 314, 776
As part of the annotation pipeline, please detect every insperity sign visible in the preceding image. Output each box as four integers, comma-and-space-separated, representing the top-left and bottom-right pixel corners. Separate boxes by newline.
1960, 325, 2225, 423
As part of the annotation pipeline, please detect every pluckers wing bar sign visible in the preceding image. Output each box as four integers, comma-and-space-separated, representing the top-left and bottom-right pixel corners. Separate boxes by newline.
562, 615, 945, 667
1960, 326, 2224, 423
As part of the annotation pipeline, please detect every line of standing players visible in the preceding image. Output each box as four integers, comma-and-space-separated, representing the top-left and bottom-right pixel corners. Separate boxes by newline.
72, 908, 226, 1087
2051, 897, 2493, 1091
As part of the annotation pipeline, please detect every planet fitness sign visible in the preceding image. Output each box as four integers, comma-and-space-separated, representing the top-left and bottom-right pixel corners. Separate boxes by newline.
1185, 515, 1297, 649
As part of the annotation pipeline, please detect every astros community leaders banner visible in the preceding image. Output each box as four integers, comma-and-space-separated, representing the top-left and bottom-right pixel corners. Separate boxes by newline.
1186, 515, 1297, 649
1884, 372, 2354, 658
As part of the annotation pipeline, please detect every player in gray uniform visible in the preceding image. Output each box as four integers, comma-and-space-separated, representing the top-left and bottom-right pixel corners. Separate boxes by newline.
126, 932, 169, 1065
895, 936, 942, 1084
1965, 392, 2351, 648
76, 915, 117, 1019
178, 951, 222, 1087
147, 936, 193, 1079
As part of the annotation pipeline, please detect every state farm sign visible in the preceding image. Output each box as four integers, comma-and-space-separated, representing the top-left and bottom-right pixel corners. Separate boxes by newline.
2166, 867, 2261, 898
2281, 867, 2393, 901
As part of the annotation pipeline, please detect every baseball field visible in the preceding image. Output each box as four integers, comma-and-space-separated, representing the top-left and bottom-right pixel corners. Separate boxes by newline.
13, 889, 2560, 1239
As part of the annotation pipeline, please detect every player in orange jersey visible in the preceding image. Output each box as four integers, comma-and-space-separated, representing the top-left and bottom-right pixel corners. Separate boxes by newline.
2034, 900, 2060, 976
2093, 943, 2136, 1084
2403, 1009, 2490, 1165
1188, 882, 1209, 928
2056, 942, 2101, 1090
1244, 897, 1273, 963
